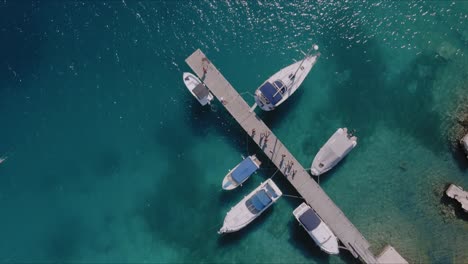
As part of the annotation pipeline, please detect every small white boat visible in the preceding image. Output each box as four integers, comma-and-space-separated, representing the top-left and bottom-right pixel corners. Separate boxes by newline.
222, 155, 261, 190
293, 202, 339, 255
183, 72, 214, 106
461, 133, 468, 159
254, 45, 319, 111
310, 128, 357, 176
218, 179, 282, 234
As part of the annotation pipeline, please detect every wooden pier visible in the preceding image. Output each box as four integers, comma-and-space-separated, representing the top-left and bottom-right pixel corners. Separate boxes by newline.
186, 49, 407, 264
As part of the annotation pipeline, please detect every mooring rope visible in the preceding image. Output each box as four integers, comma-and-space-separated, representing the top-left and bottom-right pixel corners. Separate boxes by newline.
240, 91, 255, 98
269, 168, 280, 180
258, 167, 279, 170
282, 194, 305, 200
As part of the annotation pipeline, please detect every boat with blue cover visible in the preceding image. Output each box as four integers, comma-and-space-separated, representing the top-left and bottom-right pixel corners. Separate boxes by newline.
183, 72, 214, 106
222, 155, 261, 190
218, 179, 282, 234
254, 45, 319, 111
293, 202, 339, 255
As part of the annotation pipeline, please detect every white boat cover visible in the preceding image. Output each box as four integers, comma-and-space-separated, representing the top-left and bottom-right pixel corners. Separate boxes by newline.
311, 128, 356, 175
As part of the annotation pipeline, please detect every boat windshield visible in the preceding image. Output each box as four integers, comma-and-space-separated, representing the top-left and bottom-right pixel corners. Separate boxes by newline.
246, 190, 272, 214
298, 208, 321, 231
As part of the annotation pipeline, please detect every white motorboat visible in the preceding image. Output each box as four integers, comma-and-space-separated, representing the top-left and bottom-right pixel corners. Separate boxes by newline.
310, 128, 357, 176
218, 179, 282, 234
183, 72, 214, 106
254, 45, 319, 111
222, 155, 261, 190
461, 133, 468, 159
293, 202, 339, 255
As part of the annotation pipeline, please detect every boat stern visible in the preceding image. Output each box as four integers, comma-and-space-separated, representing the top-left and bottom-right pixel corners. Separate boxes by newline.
310, 167, 320, 176
310, 159, 325, 176
293, 202, 311, 219
255, 89, 275, 111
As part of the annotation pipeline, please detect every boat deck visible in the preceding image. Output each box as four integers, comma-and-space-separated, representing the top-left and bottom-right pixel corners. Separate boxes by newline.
185, 49, 406, 264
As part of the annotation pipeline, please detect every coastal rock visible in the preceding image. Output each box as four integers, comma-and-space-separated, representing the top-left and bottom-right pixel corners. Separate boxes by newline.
447, 94, 468, 150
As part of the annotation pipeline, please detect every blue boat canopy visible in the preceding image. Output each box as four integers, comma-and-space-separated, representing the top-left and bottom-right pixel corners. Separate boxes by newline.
299, 208, 321, 231
231, 157, 258, 184
251, 190, 272, 211
265, 183, 279, 198
259, 82, 284, 105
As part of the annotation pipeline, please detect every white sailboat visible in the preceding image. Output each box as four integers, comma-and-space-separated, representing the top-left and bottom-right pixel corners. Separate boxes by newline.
183, 72, 214, 106
222, 155, 261, 190
218, 179, 282, 234
254, 45, 319, 111
293, 202, 339, 255
310, 128, 357, 176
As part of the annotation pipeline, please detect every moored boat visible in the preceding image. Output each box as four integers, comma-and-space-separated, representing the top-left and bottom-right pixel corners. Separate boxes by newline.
293, 202, 339, 255
310, 128, 357, 176
222, 155, 261, 190
183, 72, 214, 106
218, 179, 282, 234
254, 45, 319, 111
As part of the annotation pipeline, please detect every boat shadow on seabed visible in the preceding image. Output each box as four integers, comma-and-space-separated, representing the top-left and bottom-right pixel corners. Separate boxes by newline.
439, 184, 468, 222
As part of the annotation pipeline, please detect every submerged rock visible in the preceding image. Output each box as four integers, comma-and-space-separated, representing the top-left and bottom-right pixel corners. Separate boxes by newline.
459, 28, 468, 43
437, 41, 457, 60
447, 95, 468, 151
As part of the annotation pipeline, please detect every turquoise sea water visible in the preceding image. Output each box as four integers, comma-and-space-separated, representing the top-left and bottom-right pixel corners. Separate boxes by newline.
0, 1, 467, 263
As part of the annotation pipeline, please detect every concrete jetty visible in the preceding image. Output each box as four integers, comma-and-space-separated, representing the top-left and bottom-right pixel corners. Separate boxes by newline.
376, 245, 408, 264
185, 49, 407, 264
446, 184, 468, 212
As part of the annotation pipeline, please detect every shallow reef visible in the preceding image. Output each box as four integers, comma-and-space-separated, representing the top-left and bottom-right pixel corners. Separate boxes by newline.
447, 94, 468, 151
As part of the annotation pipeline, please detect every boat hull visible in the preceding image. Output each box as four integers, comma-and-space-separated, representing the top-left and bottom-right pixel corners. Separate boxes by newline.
310, 128, 357, 176
293, 202, 339, 255
218, 179, 282, 234
221, 155, 261, 191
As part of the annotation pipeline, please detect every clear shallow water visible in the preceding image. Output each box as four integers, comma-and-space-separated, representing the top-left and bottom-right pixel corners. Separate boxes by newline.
0, 1, 467, 263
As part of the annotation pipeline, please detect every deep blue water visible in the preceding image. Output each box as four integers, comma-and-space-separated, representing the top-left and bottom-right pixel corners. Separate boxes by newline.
0, 1, 467, 263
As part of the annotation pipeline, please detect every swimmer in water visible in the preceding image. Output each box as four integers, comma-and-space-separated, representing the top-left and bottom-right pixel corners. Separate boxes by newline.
0, 156, 7, 164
